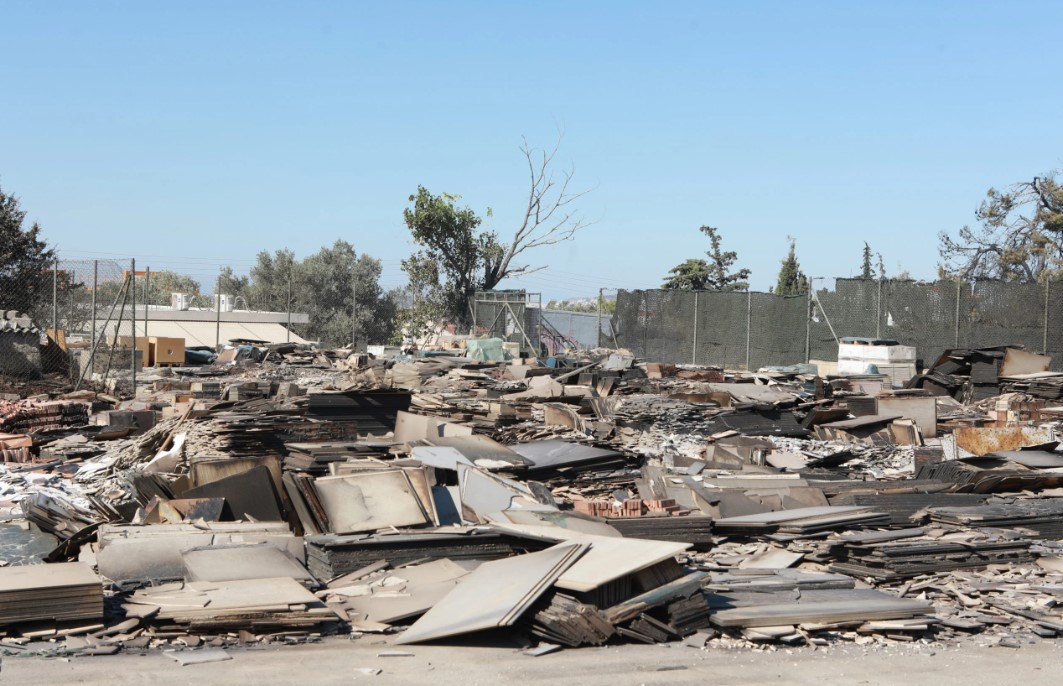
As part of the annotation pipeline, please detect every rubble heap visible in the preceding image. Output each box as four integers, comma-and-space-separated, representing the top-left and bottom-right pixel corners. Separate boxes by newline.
2, 343, 1063, 660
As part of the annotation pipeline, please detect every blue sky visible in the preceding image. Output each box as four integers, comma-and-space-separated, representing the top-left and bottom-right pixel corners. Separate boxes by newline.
2, 1, 1060, 299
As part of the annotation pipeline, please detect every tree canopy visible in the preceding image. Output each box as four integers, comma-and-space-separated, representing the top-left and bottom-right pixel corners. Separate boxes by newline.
662, 226, 750, 291
401, 137, 590, 331
860, 243, 874, 279
939, 174, 1063, 283
94, 270, 201, 309
773, 239, 807, 296
222, 241, 397, 346
0, 185, 54, 322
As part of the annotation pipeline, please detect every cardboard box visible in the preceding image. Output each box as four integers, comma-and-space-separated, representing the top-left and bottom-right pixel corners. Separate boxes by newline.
113, 336, 149, 366
149, 336, 185, 366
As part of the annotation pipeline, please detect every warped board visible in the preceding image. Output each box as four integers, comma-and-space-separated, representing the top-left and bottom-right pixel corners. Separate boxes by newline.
395, 543, 587, 644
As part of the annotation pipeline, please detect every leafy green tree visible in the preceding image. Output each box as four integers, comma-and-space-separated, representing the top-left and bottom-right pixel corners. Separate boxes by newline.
544, 298, 615, 314
773, 238, 807, 296
215, 267, 250, 306
401, 137, 590, 330
245, 249, 296, 311
142, 271, 200, 306
237, 242, 396, 346
0, 185, 55, 323
662, 226, 750, 291
93, 270, 200, 313
939, 174, 1063, 282
402, 188, 497, 330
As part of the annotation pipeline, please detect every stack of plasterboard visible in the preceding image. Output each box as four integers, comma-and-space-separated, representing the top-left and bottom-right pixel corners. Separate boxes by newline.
829, 534, 1034, 580
712, 506, 889, 535
927, 499, 1063, 538
707, 587, 932, 628
124, 577, 340, 630
324, 559, 478, 625
95, 522, 299, 585
303, 528, 545, 580
0, 562, 104, 627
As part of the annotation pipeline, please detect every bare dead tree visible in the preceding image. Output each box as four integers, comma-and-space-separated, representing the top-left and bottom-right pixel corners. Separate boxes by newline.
402, 135, 594, 330
939, 173, 1063, 283
482, 135, 593, 288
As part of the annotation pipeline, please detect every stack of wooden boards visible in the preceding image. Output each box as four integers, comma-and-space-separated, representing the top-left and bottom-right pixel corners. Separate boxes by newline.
0, 562, 104, 627
828, 529, 1035, 580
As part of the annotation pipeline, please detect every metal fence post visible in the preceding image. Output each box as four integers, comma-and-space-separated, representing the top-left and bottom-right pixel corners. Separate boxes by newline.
745, 289, 752, 370
1045, 276, 1051, 354
804, 277, 812, 363
954, 279, 961, 348
89, 260, 97, 377
51, 257, 58, 339
692, 291, 698, 365
876, 278, 882, 339
215, 273, 221, 350
144, 267, 150, 341
352, 267, 358, 349
287, 270, 292, 343
130, 258, 136, 392
597, 288, 603, 349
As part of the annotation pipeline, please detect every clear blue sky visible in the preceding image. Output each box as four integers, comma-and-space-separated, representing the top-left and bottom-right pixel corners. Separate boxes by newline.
2, 1, 1061, 299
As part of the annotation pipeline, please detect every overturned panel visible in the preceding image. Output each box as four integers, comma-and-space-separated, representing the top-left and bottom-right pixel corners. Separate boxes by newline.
313, 470, 431, 534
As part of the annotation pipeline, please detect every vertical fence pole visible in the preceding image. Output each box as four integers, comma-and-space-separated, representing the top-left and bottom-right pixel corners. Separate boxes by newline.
89, 260, 97, 378
130, 258, 136, 392
215, 273, 221, 351
692, 291, 698, 365
51, 257, 58, 340
287, 271, 292, 343
876, 278, 882, 339
144, 267, 150, 342
804, 277, 812, 363
1045, 276, 1051, 354
745, 289, 752, 370
352, 269, 358, 349
954, 279, 961, 348
597, 288, 603, 349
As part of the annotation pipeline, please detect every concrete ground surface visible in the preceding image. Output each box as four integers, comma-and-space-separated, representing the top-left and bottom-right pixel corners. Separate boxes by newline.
4, 636, 1063, 685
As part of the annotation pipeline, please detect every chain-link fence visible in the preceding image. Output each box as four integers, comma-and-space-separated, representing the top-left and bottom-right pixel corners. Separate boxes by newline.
614, 278, 1063, 370
8, 265, 1062, 386
1, 255, 299, 391
472, 291, 542, 355
540, 309, 609, 351
1, 258, 133, 385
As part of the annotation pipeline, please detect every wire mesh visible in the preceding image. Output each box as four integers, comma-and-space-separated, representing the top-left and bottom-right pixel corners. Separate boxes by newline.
695, 291, 751, 368
615, 278, 1063, 370
472, 291, 540, 355
612, 289, 696, 363
747, 292, 807, 369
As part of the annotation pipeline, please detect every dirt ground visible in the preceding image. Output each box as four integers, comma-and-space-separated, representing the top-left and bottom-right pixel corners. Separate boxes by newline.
5, 635, 1063, 686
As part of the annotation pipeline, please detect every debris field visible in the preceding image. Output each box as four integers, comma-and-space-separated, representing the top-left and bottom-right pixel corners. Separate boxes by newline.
4, 340, 1063, 662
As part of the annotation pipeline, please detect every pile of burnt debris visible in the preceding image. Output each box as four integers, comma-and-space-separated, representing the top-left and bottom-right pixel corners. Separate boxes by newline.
3, 341, 1063, 660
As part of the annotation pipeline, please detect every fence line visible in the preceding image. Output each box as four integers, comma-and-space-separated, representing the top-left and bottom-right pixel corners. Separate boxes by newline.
0, 256, 312, 391
611, 277, 1063, 371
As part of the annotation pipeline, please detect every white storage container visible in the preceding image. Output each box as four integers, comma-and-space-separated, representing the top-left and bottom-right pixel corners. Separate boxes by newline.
838, 342, 916, 363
